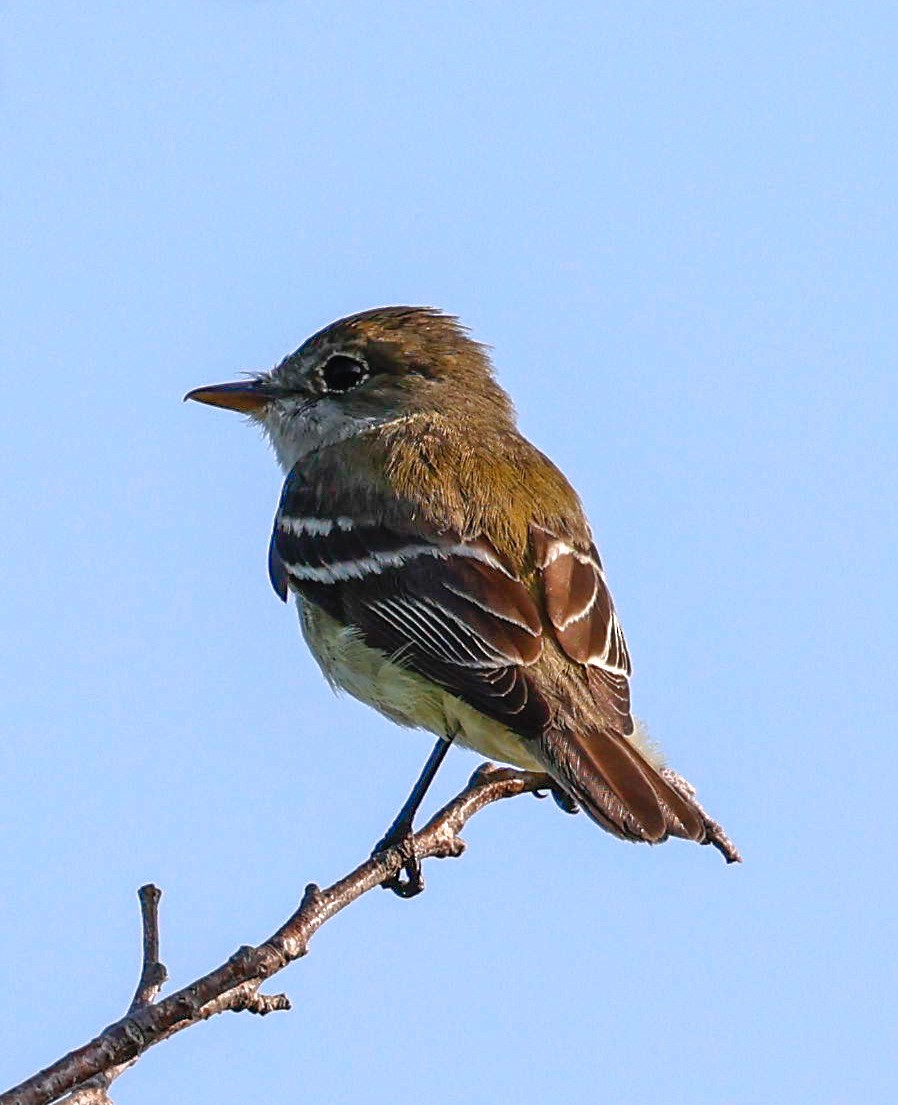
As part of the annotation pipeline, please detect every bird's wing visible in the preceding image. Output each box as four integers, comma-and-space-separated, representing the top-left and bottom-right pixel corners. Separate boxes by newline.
529, 524, 630, 675
269, 487, 549, 733
529, 522, 633, 729
269, 476, 706, 845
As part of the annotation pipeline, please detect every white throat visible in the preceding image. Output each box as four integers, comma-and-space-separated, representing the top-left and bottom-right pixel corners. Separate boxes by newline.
260, 397, 384, 473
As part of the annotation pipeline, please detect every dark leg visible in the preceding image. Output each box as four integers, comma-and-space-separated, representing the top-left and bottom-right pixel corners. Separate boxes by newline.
373, 733, 455, 898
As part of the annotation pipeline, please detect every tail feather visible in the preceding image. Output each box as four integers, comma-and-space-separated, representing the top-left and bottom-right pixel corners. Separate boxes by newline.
541, 725, 710, 847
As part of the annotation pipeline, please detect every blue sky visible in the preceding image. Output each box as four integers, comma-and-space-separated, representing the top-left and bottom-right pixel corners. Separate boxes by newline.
2, 3, 896, 1102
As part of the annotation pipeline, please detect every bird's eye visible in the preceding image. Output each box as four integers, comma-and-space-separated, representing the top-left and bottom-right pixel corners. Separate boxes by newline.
320, 354, 369, 393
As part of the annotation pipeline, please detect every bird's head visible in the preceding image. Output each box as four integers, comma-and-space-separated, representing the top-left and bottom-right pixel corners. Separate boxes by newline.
185, 306, 515, 471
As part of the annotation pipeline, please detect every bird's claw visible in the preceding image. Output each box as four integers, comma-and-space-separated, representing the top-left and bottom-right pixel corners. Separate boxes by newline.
383, 852, 425, 898
372, 826, 425, 898
533, 783, 580, 815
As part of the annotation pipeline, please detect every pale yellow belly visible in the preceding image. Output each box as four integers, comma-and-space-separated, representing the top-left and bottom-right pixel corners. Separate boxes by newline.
297, 599, 545, 772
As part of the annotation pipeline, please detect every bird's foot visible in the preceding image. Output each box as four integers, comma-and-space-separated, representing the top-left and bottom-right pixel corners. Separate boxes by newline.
372, 821, 425, 898
533, 782, 580, 815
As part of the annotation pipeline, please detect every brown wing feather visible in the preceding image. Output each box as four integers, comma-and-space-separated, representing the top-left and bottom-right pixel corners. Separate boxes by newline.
341, 554, 550, 733
531, 524, 631, 675
530, 524, 706, 844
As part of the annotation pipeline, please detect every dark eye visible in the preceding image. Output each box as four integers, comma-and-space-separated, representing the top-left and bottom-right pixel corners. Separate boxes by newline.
321, 354, 369, 393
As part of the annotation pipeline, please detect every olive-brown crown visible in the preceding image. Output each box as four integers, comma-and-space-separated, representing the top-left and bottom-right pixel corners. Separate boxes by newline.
270, 306, 516, 426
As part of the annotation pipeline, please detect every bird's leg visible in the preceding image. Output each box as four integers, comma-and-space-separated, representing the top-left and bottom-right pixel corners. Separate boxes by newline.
373, 733, 455, 898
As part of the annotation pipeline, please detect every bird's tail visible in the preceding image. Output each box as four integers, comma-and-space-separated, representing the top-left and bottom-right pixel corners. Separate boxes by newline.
540, 724, 741, 863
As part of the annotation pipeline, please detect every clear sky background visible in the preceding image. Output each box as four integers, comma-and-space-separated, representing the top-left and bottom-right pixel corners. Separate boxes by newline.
2, 3, 895, 1103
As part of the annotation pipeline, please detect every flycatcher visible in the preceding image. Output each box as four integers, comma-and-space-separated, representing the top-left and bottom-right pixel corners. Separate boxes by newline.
187, 307, 739, 892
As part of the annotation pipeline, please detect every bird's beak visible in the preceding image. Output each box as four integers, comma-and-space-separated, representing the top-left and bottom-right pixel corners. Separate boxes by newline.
183, 380, 270, 414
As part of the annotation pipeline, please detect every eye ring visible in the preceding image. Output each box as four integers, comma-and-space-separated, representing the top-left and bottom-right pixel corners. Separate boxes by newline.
319, 353, 370, 394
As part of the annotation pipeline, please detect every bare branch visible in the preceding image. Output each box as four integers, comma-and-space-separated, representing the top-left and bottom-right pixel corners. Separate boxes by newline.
127, 885, 167, 1013
4, 762, 740, 1105
660, 768, 742, 864
1, 765, 554, 1105
55, 1087, 114, 1105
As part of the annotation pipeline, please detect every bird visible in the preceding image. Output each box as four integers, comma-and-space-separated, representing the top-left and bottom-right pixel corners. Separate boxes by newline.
186, 306, 740, 893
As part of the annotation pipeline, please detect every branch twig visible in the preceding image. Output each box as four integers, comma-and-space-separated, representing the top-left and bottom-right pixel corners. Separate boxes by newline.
127, 884, 167, 1013
51, 885, 171, 1105
1, 765, 554, 1105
